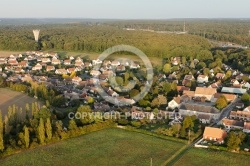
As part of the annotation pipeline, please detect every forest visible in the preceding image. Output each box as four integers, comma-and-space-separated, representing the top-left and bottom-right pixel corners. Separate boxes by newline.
0, 23, 211, 59
109, 19, 250, 46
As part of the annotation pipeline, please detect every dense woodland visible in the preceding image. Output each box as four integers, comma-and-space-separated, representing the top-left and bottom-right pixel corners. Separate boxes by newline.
0, 23, 211, 58
109, 19, 250, 46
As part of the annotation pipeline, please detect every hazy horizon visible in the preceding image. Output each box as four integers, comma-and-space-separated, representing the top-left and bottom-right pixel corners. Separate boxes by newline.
0, 0, 250, 19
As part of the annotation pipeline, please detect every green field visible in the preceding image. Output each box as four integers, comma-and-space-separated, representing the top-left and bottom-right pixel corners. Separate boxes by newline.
0, 128, 185, 166
173, 148, 249, 166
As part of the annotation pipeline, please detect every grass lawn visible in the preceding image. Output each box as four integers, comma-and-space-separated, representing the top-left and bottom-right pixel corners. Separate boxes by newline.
0, 128, 185, 166
173, 148, 249, 166
0, 88, 42, 119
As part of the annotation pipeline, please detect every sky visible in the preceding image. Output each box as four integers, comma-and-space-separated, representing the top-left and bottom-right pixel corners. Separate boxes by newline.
0, 0, 250, 19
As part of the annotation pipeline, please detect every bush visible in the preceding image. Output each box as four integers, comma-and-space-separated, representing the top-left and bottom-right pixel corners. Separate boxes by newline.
118, 119, 129, 126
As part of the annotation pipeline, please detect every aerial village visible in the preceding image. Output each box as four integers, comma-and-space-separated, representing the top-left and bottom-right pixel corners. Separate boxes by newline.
0, 51, 250, 151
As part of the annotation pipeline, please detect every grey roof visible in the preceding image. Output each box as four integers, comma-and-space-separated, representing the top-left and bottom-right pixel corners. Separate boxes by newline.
221, 87, 246, 94
180, 103, 220, 114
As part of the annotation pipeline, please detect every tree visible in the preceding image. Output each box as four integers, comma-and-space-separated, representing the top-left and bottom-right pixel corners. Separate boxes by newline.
45, 118, 52, 140
76, 105, 94, 125
0, 111, 4, 151
68, 119, 78, 130
215, 95, 228, 110
227, 132, 245, 151
183, 116, 194, 129
241, 93, 250, 104
24, 125, 30, 148
163, 63, 171, 74
37, 118, 45, 144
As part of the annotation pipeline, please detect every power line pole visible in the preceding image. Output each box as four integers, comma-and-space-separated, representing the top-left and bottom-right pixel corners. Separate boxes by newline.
150, 158, 153, 166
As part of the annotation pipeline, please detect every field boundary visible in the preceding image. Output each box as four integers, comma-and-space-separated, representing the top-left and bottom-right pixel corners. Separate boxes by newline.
115, 126, 187, 144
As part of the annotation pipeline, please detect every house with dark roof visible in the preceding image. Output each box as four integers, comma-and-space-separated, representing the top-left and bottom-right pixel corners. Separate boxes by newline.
179, 103, 221, 122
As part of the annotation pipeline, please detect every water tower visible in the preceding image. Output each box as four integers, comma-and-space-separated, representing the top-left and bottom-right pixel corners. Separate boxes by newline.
33, 29, 40, 42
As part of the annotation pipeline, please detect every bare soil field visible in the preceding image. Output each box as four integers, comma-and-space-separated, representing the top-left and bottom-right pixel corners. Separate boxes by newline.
0, 88, 42, 118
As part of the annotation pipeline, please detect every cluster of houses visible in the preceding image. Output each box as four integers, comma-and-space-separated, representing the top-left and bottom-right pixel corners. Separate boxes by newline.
0, 51, 142, 108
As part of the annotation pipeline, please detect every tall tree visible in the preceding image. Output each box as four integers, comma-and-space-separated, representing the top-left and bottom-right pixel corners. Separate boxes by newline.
0, 111, 4, 151
24, 125, 30, 148
45, 118, 52, 140
37, 118, 45, 144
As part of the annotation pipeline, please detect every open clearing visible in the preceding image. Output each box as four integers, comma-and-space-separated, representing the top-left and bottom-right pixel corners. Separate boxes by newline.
173, 148, 249, 166
0, 88, 41, 118
0, 128, 185, 166
0, 51, 23, 57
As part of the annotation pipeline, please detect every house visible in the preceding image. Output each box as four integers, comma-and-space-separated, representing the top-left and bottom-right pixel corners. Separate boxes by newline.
107, 88, 119, 97
229, 110, 250, 121
64, 59, 71, 65
90, 70, 101, 77
75, 57, 83, 63
84, 62, 92, 68
235, 102, 244, 109
221, 87, 246, 95
46, 66, 55, 72
179, 103, 221, 121
72, 76, 82, 85
41, 58, 51, 63
182, 75, 195, 86
198, 114, 212, 124
194, 87, 217, 101
116, 65, 126, 72
75, 61, 84, 67
231, 79, 240, 85
216, 73, 225, 80
55, 69, 67, 75
0, 58, 7, 65
130, 63, 140, 69
197, 75, 208, 83
8, 59, 18, 66
111, 60, 120, 67
243, 82, 250, 90
14, 68, 25, 73
67, 68, 76, 74
32, 63, 42, 71
92, 59, 102, 65
18, 61, 28, 68
243, 106, 250, 112
182, 90, 195, 97
211, 93, 236, 103
203, 127, 227, 144
243, 122, 250, 133
184, 74, 194, 80
172, 57, 180, 66
69, 56, 75, 60
52, 58, 61, 65
222, 118, 244, 130
168, 96, 181, 110
177, 86, 190, 92
207, 81, 221, 89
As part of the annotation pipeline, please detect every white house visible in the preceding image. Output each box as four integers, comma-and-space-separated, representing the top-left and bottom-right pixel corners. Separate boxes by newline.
55, 69, 67, 75
92, 59, 103, 65
197, 75, 209, 83
90, 70, 101, 77
168, 97, 181, 110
